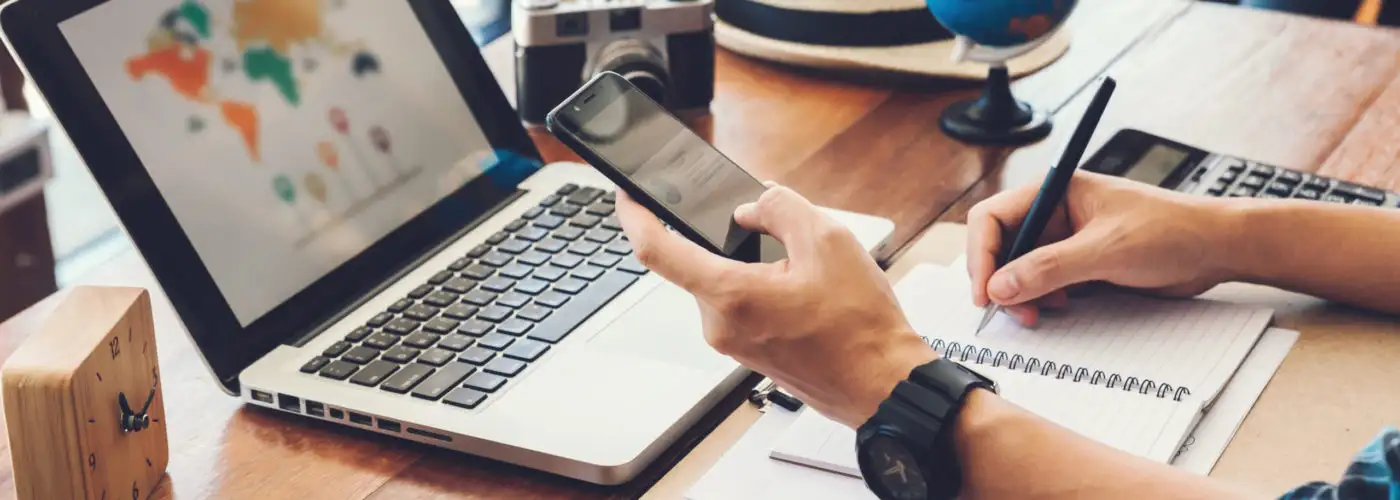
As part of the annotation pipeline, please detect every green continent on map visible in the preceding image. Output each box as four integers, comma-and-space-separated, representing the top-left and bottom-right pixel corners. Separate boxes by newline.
243, 47, 300, 106
179, 1, 211, 38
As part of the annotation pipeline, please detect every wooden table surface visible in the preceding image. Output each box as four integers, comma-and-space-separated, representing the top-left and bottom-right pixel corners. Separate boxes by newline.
5, 1, 1400, 498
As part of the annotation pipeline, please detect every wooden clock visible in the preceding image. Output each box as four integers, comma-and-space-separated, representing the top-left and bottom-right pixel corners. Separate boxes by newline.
2, 286, 169, 500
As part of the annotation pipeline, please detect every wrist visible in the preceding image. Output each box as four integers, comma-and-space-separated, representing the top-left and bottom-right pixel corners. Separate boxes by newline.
1207, 198, 1281, 284
847, 329, 938, 428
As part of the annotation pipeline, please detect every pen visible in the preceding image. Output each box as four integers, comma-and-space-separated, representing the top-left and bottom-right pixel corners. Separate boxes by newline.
976, 76, 1117, 336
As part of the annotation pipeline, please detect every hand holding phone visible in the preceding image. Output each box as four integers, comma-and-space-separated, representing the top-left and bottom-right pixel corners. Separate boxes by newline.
546, 72, 774, 262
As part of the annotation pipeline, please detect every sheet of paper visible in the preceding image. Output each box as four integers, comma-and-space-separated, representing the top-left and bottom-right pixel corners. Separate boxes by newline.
769, 367, 1204, 477
896, 263, 1274, 404
1174, 327, 1298, 474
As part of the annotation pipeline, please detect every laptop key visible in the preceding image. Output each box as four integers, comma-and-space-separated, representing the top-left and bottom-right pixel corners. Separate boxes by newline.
404, 332, 442, 349
413, 363, 477, 401
535, 238, 567, 254
604, 240, 632, 255
585, 228, 618, 243
408, 284, 434, 299
423, 291, 458, 308
571, 265, 606, 281
350, 360, 399, 387
384, 317, 421, 335
567, 187, 605, 205
459, 346, 496, 365
586, 203, 614, 216
601, 216, 623, 231
478, 306, 512, 322
364, 332, 399, 350
438, 334, 474, 352
551, 254, 584, 269
301, 356, 330, 373
535, 291, 570, 309
533, 214, 565, 229
486, 231, 510, 245
448, 257, 472, 272
388, 299, 414, 313
570, 215, 601, 229
458, 319, 495, 337
341, 346, 380, 365
428, 270, 455, 285
589, 253, 622, 268
480, 251, 513, 268
442, 277, 477, 294
497, 292, 531, 309
554, 278, 588, 295
521, 206, 545, 219
515, 279, 550, 295
367, 312, 395, 328
557, 183, 579, 195
518, 251, 551, 266
498, 319, 534, 336
418, 348, 456, 367
404, 304, 440, 322
516, 226, 549, 242
478, 333, 515, 350
505, 218, 528, 232
318, 360, 359, 380
323, 341, 353, 357
602, 191, 617, 203
618, 257, 649, 275
346, 326, 374, 342
549, 204, 581, 217
484, 358, 526, 377
481, 276, 514, 293
462, 290, 497, 306
442, 387, 489, 409
500, 264, 533, 280
553, 227, 585, 241
423, 318, 460, 334
533, 266, 567, 282
382, 346, 421, 364
462, 264, 494, 280
518, 304, 552, 322
381, 363, 435, 394
464, 372, 508, 392
467, 243, 492, 258
568, 242, 601, 256
539, 194, 563, 207
498, 238, 531, 255
528, 271, 638, 344
442, 303, 479, 320
504, 339, 551, 362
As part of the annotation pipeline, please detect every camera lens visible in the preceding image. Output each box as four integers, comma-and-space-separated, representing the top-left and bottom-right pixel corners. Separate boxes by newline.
594, 39, 669, 104
556, 12, 589, 37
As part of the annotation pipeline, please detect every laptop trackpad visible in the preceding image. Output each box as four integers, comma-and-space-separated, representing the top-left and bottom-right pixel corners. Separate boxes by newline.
588, 284, 735, 373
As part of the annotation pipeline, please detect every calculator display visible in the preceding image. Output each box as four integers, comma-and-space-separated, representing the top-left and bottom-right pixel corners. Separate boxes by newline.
1124, 144, 1190, 186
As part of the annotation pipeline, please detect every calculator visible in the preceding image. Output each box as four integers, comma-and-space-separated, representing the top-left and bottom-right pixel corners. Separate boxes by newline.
1082, 129, 1400, 208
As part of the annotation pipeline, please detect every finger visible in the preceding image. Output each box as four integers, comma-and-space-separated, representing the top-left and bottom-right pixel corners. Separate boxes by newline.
966, 186, 1073, 307
1006, 304, 1039, 327
986, 232, 1106, 306
732, 185, 830, 261
614, 189, 744, 293
1038, 289, 1070, 309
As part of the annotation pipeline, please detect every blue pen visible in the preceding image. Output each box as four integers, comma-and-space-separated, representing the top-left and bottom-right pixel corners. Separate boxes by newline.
976, 76, 1117, 335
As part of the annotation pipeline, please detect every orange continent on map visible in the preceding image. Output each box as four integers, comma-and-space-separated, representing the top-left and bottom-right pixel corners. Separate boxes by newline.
220, 101, 261, 162
126, 43, 213, 102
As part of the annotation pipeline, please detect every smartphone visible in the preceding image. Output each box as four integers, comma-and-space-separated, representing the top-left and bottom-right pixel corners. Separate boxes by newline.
546, 72, 772, 262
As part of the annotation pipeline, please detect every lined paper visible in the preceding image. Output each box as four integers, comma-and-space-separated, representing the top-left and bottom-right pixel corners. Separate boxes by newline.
895, 262, 1274, 403
770, 367, 1205, 477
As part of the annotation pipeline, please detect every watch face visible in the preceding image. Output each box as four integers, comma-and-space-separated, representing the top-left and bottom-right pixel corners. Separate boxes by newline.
863, 434, 928, 500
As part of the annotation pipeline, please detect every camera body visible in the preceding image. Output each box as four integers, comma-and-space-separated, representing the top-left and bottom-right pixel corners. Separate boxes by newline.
513, 0, 715, 124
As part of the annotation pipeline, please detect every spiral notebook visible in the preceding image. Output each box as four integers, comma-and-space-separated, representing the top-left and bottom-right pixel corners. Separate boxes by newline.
768, 261, 1274, 476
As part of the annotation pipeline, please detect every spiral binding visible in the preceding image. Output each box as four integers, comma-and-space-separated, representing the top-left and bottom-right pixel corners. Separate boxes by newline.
924, 337, 1192, 402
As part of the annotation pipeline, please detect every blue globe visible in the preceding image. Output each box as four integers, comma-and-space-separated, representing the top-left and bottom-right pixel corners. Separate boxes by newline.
924, 0, 1076, 48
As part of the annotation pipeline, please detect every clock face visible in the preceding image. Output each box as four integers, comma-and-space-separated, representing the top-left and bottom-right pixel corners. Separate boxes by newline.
863, 435, 928, 500
74, 322, 168, 500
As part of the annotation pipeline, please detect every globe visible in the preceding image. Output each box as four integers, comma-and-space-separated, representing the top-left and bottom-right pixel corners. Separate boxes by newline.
924, 0, 1076, 48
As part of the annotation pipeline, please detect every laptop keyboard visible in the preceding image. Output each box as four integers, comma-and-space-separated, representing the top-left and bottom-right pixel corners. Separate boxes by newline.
297, 184, 649, 409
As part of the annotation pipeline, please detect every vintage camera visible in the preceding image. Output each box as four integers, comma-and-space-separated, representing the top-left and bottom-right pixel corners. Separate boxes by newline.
513, 0, 715, 123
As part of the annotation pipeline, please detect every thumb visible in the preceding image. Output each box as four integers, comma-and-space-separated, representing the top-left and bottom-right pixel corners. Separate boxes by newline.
987, 234, 1104, 306
733, 184, 826, 259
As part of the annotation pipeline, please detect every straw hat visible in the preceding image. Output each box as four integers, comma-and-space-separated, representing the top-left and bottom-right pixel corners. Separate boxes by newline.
713, 0, 1071, 79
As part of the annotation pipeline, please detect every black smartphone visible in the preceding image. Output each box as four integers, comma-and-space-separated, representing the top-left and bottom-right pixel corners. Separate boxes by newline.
546, 72, 771, 262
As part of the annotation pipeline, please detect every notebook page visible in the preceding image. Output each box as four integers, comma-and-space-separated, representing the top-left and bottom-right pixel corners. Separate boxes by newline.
770, 367, 1204, 477
895, 263, 1273, 403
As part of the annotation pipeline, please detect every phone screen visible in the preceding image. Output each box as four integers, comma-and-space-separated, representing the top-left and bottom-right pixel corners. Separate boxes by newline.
551, 74, 766, 256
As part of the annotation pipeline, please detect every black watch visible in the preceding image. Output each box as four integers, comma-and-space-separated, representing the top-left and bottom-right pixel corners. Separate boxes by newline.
856, 357, 998, 500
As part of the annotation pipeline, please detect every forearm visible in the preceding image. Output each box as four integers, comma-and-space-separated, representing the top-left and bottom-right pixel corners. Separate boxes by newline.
953, 390, 1256, 499
1224, 200, 1400, 314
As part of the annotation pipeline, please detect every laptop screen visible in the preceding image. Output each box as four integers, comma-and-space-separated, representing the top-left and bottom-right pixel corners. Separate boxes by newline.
58, 0, 494, 325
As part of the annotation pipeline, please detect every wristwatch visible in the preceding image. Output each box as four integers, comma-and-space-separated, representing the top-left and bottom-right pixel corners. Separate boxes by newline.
855, 357, 998, 500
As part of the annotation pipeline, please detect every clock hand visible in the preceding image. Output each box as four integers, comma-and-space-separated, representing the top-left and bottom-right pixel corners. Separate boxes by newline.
118, 392, 134, 415
137, 381, 156, 415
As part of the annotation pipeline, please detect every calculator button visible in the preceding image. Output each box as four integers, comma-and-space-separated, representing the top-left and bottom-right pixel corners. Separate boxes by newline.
1265, 182, 1295, 197
1221, 159, 1246, 173
1208, 179, 1230, 196
1294, 187, 1322, 200
1190, 166, 1208, 182
1218, 170, 1240, 183
1247, 163, 1276, 177
1229, 186, 1258, 197
1276, 170, 1303, 184
1304, 177, 1331, 191
1260, 193, 1285, 199
1331, 182, 1387, 203
1239, 175, 1267, 189
1323, 193, 1351, 204
1351, 198, 1384, 207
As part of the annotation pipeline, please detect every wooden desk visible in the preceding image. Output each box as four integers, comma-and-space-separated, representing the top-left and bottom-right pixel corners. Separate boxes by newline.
2, 1, 1395, 498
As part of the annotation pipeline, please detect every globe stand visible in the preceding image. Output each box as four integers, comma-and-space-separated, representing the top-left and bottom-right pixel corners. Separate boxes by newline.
939, 65, 1052, 146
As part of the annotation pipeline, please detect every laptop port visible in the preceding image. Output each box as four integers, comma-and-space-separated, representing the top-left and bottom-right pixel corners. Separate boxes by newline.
377, 419, 401, 432
328, 408, 345, 420
304, 400, 325, 418
277, 394, 301, 412
407, 427, 453, 442
250, 390, 274, 404
348, 412, 373, 426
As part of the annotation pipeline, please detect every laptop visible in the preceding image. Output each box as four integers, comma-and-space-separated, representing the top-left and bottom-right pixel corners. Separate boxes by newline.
0, 0, 895, 484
